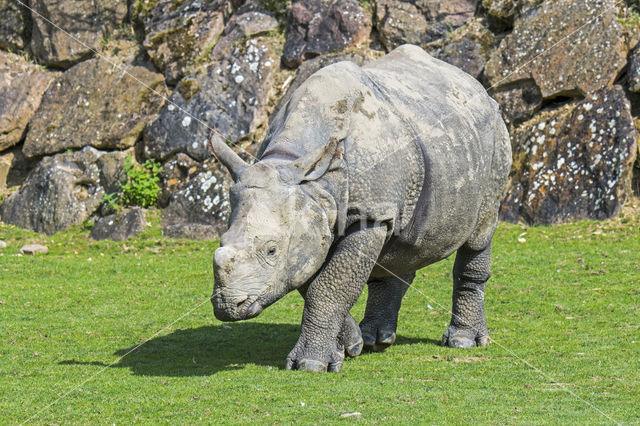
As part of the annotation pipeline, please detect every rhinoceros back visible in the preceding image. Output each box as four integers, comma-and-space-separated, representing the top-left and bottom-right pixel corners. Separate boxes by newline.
357, 46, 508, 257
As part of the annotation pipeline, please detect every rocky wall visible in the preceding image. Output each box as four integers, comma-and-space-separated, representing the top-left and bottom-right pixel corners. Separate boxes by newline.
0, 0, 639, 239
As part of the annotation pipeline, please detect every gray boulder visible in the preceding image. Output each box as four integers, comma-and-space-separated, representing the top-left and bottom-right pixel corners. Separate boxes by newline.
211, 10, 278, 61
143, 36, 277, 162
481, 0, 542, 29
29, 0, 128, 68
0, 0, 26, 51
485, 0, 628, 98
375, 0, 477, 51
140, 0, 233, 85
0, 147, 123, 235
162, 157, 231, 240
0, 51, 55, 152
282, 0, 371, 68
427, 17, 495, 79
629, 45, 640, 93
31, 0, 127, 69
96, 150, 130, 195
157, 152, 199, 207
0, 144, 37, 189
0, 153, 10, 191
22, 58, 167, 159
490, 80, 542, 127
20, 244, 48, 255
90, 208, 146, 241
500, 86, 638, 225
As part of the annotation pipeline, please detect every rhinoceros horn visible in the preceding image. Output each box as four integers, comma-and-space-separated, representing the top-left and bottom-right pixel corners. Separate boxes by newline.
209, 135, 248, 181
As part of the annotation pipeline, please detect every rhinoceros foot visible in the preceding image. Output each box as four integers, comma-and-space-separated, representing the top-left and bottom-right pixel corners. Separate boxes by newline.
285, 320, 362, 373
285, 314, 364, 373
285, 317, 356, 373
359, 273, 414, 352
285, 344, 345, 373
441, 324, 490, 348
361, 327, 396, 352
341, 314, 364, 358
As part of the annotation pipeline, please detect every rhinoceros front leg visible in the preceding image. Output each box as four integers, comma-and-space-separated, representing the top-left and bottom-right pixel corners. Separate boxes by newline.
297, 288, 364, 359
442, 243, 491, 348
286, 224, 387, 372
360, 273, 414, 352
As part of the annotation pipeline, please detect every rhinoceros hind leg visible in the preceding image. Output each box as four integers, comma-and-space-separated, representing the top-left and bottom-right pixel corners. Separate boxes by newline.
442, 243, 492, 348
360, 273, 414, 352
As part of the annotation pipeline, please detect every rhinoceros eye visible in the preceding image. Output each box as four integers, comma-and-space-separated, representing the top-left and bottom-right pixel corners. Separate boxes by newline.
261, 242, 278, 266
261, 240, 278, 259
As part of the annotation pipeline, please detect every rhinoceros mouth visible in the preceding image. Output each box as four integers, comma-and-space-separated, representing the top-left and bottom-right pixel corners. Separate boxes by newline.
212, 293, 264, 321
237, 298, 264, 319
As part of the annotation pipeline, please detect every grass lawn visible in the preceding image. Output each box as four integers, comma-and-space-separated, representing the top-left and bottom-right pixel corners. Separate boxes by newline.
1, 205, 639, 424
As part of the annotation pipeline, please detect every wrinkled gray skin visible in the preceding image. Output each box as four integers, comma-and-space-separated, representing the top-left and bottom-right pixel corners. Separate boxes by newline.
211, 45, 512, 372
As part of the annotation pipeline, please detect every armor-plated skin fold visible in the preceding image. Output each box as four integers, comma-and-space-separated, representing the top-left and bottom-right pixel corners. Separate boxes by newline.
210, 45, 512, 372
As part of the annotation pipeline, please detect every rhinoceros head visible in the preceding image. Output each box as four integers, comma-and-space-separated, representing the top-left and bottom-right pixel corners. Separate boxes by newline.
210, 137, 339, 321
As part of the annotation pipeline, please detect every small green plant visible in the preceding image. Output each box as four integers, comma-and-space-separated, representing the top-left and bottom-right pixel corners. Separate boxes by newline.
101, 31, 112, 46
102, 157, 161, 211
133, 0, 159, 19
101, 192, 122, 213
81, 218, 95, 231
120, 157, 162, 208
619, 3, 640, 26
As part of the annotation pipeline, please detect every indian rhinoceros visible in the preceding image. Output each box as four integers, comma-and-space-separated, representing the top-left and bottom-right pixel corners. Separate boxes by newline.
210, 44, 512, 372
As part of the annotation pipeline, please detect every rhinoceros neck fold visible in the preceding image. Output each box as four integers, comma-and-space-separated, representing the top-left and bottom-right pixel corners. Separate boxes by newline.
257, 152, 347, 239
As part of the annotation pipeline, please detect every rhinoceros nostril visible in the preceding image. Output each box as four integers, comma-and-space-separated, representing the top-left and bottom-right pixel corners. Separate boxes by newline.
235, 295, 249, 308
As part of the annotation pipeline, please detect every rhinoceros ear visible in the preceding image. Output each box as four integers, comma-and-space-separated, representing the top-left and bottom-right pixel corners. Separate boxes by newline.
288, 137, 344, 183
209, 135, 248, 181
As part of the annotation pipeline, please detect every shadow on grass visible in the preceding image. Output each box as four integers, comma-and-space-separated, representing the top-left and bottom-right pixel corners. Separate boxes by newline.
60, 323, 435, 376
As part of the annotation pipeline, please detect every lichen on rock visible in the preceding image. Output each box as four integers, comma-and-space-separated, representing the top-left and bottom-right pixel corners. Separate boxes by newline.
0, 0, 26, 51
22, 58, 168, 158
501, 86, 638, 225
481, 0, 542, 26
426, 17, 496, 78
143, 35, 278, 161
161, 157, 231, 239
485, 0, 629, 98
375, 0, 477, 51
141, 0, 235, 84
0, 147, 117, 234
29, 0, 128, 69
0, 51, 56, 152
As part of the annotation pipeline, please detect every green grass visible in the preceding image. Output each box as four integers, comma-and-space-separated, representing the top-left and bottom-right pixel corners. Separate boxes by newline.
1, 206, 639, 424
